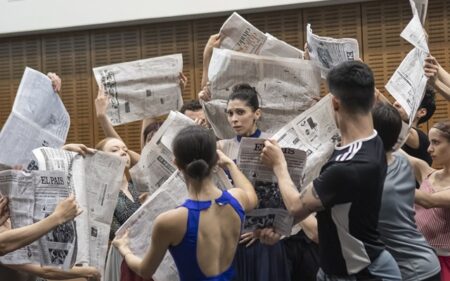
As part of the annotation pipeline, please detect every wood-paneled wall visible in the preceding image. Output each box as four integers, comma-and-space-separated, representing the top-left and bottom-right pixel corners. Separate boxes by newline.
1, 0, 449, 153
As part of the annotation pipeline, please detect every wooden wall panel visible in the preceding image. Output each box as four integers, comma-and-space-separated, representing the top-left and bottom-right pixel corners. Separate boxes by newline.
141, 20, 196, 100
42, 32, 94, 147
90, 27, 142, 152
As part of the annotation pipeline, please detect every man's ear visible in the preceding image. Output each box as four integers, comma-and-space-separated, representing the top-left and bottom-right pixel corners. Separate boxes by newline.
331, 95, 340, 112
255, 108, 262, 121
416, 108, 427, 119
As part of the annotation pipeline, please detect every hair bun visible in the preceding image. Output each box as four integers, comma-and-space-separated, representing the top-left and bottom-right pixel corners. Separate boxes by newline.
185, 159, 210, 180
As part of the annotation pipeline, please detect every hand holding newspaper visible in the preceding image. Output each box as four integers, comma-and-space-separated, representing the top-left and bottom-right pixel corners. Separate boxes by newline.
237, 138, 306, 236
93, 54, 184, 126
306, 24, 360, 78
0, 67, 70, 166
220, 12, 304, 59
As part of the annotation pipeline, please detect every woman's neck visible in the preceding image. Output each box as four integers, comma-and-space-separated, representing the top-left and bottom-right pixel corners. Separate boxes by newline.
241, 126, 258, 138
186, 177, 222, 201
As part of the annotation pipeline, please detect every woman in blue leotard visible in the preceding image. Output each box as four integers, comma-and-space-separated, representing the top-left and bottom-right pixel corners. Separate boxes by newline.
113, 126, 258, 281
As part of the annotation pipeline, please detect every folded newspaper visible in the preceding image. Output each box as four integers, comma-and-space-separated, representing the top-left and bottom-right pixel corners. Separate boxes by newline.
32, 147, 126, 280
220, 12, 304, 59
0, 67, 70, 166
238, 138, 306, 236
205, 48, 321, 139
307, 24, 360, 78
93, 54, 184, 126
0, 170, 76, 270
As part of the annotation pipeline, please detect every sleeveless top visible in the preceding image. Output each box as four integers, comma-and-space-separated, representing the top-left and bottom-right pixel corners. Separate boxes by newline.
169, 190, 245, 281
415, 173, 450, 254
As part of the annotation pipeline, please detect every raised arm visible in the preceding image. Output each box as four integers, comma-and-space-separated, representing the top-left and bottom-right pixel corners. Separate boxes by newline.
261, 140, 324, 222
216, 149, 258, 211
201, 34, 223, 89
399, 149, 434, 184
424, 56, 450, 101
5, 264, 100, 281
0, 195, 81, 256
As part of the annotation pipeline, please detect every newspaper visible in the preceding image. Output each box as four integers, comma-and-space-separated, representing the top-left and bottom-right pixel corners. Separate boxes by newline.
116, 172, 186, 281
0, 67, 70, 166
0, 170, 76, 270
207, 48, 321, 139
237, 138, 306, 236
400, 0, 429, 53
412, 0, 428, 25
220, 12, 303, 59
33, 148, 126, 279
385, 48, 428, 125
273, 94, 340, 188
93, 54, 184, 126
306, 24, 360, 78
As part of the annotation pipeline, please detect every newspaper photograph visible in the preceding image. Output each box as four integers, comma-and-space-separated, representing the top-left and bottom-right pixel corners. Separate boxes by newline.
385, 48, 428, 125
273, 94, 340, 188
33, 147, 126, 278
400, 0, 429, 54
220, 12, 303, 59
207, 48, 321, 138
116, 171, 187, 281
93, 54, 184, 126
307, 24, 360, 78
0, 67, 70, 166
237, 138, 306, 236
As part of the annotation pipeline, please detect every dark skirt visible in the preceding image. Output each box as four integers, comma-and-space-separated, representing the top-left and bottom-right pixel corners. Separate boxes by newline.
233, 240, 291, 281
284, 230, 320, 281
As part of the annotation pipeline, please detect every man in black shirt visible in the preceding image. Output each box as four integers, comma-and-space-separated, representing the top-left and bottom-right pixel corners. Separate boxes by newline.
393, 85, 436, 165
261, 61, 401, 280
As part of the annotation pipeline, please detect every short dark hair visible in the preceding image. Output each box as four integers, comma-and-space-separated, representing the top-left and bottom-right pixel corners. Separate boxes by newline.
327, 61, 375, 114
227, 83, 259, 111
418, 85, 436, 124
142, 121, 162, 143
172, 126, 218, 181
180, 100, 202, 114
372, 102, 402, 152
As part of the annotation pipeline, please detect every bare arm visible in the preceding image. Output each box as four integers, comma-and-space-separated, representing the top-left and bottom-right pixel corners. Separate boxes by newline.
404, 128, 420, 149
400, 149, 434, 184
415, 188, 450, 209
0, 196, 81, 256
424, 56, 450, 101
299, 214, 319, 244
5, 264, 100, 280
201, 34, 223, 89
95, 87, 121, 140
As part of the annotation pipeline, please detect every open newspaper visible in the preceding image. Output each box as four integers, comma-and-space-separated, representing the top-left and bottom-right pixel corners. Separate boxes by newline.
205, 48, 321, 139
130, 111, 232, 194
272, 94, 340, 188
400, 0, 429, 53
306, 24, 360, 78
93, 54, 184, 126
0, 170, 76, 270
238, 138, 306, 236
0, 67, 70, 166
220, 12, 304, 59
32, 147, 126, 279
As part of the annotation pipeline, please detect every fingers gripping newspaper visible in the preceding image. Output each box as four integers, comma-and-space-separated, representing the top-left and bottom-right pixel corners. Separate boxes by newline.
32, 147, 126, 278
0, 170, 76, 269
238, 138, 306, 236
307, 24, 360, 79
0, 67, 70, 166
93, 54, 184, 126
130, 111, 232, 194
220, 12, 304, 59
272, 94, 340, 189
205, 48, 321, 140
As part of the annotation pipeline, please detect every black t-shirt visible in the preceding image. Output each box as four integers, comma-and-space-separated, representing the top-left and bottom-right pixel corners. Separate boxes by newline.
402, 128, 432, 166
313, 131, 387, 276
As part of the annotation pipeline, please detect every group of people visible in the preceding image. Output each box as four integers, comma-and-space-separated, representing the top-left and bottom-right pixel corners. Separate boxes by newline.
0, 31, 449, 281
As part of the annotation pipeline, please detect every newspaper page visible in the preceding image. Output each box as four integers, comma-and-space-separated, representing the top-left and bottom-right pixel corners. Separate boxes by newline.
307, 24, 360, 78
237, 138, 306, 236
412, 0, 428, 25
93, 54, 184, 126
207, 48, 321, 139
385, 48, 428, 125
32, 148, 126, 278
116, 171, 186, 281
273, 94, 340, 188
400, 0, 429, 53
202, 99, 236, 140
0, 170, 76, 269
0, 67, 70, 166
220, 12, 303, 59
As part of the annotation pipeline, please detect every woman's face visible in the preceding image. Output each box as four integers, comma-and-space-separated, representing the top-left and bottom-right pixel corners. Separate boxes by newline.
226, 99, 260, 136
427, 128, 450, 166
102, 138, 131, 168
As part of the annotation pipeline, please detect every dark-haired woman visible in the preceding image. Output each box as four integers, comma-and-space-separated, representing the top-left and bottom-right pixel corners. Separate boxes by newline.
113, 126, 258, 281
213, 84, 291, 281
403, 120, 450, 281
